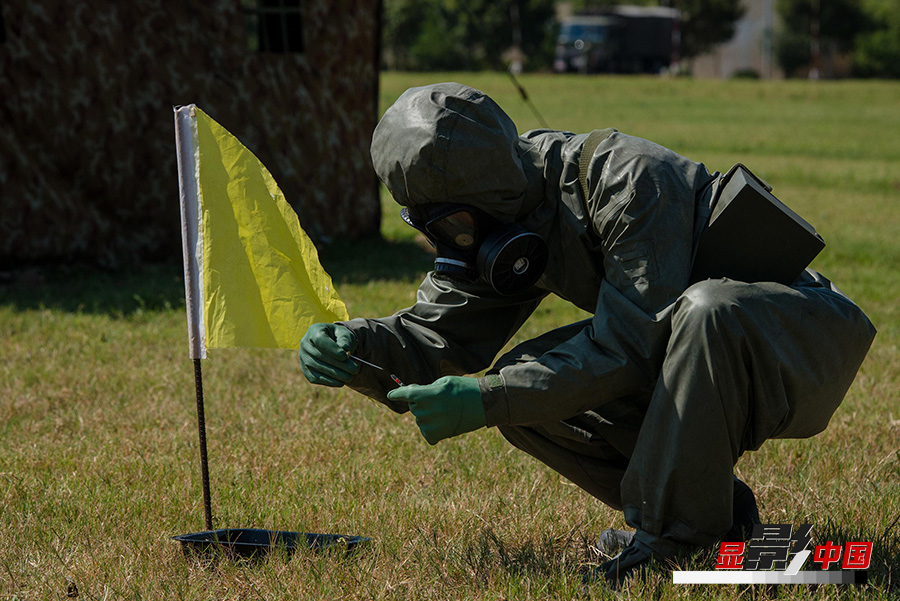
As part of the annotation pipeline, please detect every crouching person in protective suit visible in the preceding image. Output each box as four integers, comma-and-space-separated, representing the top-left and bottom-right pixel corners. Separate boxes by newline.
298, 83, 876, 587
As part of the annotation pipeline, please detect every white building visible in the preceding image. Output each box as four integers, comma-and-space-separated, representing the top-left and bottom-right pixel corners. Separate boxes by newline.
690, 0, 783, 79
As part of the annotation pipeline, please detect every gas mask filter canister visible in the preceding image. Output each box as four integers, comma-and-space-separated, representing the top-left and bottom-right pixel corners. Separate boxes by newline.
402, 204, 548, 296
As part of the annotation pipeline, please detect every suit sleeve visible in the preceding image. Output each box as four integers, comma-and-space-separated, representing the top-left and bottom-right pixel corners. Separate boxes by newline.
479, 137, 704, 426
340, 272, 547, 413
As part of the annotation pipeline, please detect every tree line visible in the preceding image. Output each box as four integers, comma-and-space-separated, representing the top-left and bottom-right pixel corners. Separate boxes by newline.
776, 0, 900, 78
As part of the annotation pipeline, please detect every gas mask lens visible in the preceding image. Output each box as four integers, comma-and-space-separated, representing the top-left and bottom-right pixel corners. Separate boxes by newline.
426, 210, 477, 249
402, 205, 480, 249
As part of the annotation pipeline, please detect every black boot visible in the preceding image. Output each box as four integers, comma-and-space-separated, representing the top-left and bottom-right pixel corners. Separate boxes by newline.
588, 530, 688, 589
723, 476, 761, 542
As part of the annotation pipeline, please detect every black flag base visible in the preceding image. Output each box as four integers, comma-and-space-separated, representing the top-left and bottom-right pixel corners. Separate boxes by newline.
173, 528, 370, 560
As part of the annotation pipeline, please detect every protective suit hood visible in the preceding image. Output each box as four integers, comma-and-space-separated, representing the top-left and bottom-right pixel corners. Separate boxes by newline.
371, 83, 528, 220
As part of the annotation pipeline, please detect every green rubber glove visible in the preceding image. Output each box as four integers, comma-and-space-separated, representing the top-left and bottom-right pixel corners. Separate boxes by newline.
298, 323, 359, 387
387, 376, 487, 445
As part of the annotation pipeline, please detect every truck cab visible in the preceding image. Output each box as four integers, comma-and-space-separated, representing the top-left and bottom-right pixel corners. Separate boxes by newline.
554, 7, 680, 74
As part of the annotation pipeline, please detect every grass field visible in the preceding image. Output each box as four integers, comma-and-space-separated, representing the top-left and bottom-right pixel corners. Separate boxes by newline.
2, 73, 899, 600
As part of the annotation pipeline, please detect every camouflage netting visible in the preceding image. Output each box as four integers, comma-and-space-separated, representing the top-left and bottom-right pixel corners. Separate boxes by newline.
0, 0, 380, 267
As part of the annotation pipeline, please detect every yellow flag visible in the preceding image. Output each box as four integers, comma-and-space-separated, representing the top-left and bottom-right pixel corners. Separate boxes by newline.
174, 105, 349, 359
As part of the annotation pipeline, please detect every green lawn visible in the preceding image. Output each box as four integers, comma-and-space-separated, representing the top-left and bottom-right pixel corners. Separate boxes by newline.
2, 73, 898, 600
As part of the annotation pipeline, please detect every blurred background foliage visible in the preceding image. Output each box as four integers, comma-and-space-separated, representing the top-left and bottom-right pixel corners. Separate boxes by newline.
853, 0, 900, 78
774, 0, 900, 78
382, 0, 558, 71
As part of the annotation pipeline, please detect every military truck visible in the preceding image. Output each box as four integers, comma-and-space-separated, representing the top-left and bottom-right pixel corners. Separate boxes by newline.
553, 6, 680, 74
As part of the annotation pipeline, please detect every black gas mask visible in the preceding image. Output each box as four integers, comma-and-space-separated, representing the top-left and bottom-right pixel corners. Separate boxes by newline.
401, 203, 548, 296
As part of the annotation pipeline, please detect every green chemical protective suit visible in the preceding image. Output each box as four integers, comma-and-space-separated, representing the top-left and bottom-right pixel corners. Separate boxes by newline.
322, 83, 877, 553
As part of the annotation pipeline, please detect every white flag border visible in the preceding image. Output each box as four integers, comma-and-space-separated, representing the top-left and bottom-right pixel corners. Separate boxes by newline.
174, 104, 207, 359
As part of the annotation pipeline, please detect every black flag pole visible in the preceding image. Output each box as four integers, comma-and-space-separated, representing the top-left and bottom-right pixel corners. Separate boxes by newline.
192, 358, 214, 531
175, 354, 372, 557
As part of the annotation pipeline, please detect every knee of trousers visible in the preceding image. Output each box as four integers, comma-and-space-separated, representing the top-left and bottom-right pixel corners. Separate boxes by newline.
667, 279, 761, 454
671, 278, 749, 341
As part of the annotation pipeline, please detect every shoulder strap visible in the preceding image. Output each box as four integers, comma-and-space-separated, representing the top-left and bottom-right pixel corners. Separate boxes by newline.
578, 128, 617, 202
